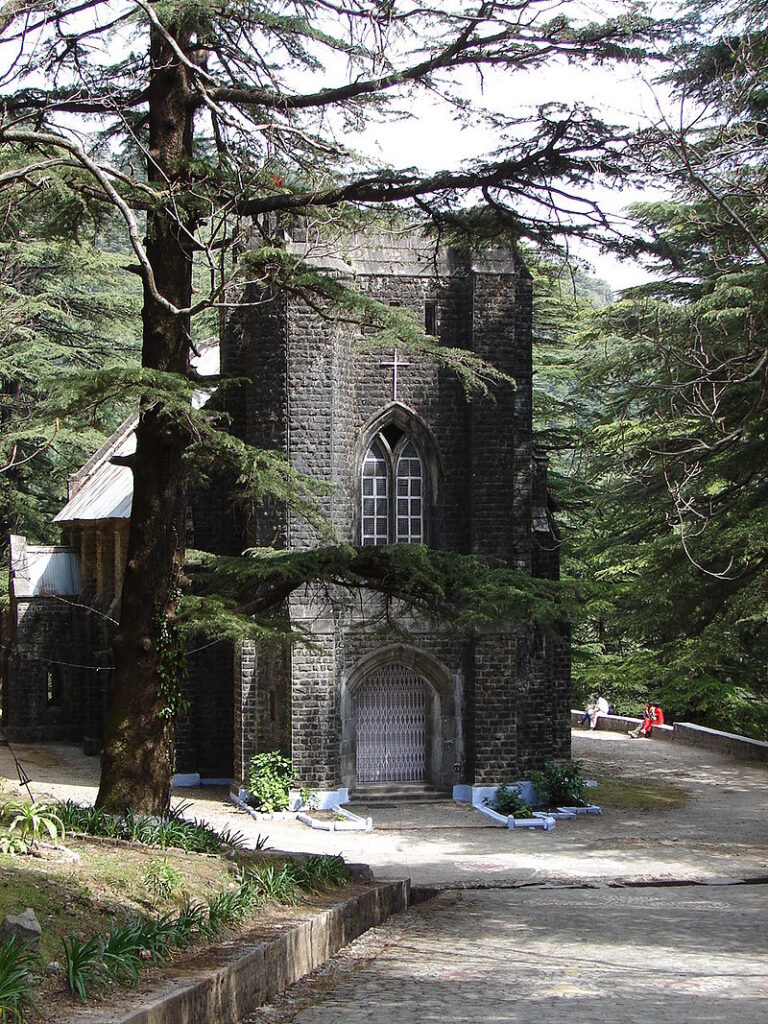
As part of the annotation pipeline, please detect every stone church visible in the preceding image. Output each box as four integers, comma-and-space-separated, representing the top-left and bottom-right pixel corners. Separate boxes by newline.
2, 232, 571, 799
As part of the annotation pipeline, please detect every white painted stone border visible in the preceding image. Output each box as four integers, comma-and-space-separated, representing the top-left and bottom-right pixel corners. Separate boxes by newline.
296, 806, 373, 833
233, 795, 299, 823
288, 787, 351, 811
457, 788, 556, 831
454, 783, 601, 830
230, 786, 353, 822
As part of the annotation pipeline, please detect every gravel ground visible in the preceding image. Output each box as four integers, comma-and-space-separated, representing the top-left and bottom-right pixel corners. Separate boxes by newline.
2, 730, 767, 886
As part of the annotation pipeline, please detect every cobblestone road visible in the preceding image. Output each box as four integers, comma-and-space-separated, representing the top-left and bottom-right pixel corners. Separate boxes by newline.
4, 732, 767, 1022
247, 883, 768, 1024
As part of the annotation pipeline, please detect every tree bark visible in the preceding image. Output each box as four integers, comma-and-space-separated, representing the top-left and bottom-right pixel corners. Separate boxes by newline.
96, 22, 194, 814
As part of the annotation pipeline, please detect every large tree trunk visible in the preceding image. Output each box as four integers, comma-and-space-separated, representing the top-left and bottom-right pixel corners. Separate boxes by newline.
96, 24, 194, 814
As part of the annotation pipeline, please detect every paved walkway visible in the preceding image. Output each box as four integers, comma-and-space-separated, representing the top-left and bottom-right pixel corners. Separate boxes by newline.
246, 884, 768, 1023
2, 731, 767, 886
200, 731, 768, 885
3, 730, 768, 1022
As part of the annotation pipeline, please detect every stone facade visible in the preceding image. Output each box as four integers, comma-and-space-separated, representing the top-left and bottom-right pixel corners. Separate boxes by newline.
1, 231, 570, 792
227, 233, 571, 792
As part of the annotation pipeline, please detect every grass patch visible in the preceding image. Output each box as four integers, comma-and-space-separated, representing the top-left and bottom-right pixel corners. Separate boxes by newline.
593, 776, 690, 811
0, 838, 232, 966
0, 798, 352, 1019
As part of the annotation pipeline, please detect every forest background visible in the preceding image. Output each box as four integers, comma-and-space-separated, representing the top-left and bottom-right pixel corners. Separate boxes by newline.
1, 0, 767, 771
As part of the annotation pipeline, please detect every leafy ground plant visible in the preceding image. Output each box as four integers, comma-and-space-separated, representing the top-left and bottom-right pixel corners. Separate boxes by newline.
0, 836, 30, 856
142, 857, 183, 902
2, 800, 65, 846
52, 800, 246, 853
62, 933, 109, 1002
530, 761, 587, 808
172, 898, 209, 949
0, 937, 36, 1022
100, 919, 145, 984
248, 862, 300, 905
247, 753, 295, 813
486, 784, 533, 818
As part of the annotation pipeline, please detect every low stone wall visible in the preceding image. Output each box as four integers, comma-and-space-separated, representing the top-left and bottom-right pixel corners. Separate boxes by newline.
570, 711, 674, 740
672, 722, 768, 763
571, 711, 768, 761
71, 880, 408, 1024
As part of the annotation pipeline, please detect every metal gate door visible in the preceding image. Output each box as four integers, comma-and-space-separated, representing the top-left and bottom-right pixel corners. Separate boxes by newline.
356, 665, 426, 783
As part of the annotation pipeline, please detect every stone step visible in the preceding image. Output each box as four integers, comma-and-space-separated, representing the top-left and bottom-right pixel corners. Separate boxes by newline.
348, 784, 451, 806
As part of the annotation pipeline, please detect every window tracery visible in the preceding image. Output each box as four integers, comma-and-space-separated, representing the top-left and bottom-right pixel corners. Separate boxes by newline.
361, 431, 425, 546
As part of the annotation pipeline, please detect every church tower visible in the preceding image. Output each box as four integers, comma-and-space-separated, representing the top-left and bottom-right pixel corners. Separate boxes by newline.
222, 232, 571, 796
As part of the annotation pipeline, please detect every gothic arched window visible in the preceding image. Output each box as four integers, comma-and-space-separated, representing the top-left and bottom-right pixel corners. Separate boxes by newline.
361, 430, 425, 546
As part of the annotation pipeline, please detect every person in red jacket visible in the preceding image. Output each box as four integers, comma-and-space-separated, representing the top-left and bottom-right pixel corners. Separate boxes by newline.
629, 701, 664, 738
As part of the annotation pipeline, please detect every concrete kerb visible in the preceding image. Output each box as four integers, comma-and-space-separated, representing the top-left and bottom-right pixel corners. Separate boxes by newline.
297, 805, 374, 833
454, 784, 600, 830
79, 880, 409, 1024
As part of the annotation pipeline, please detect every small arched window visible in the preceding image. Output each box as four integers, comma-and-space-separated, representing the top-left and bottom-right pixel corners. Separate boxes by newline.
361, 430, 425, 546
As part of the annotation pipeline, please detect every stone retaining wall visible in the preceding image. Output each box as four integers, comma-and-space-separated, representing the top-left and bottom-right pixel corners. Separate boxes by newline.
672, 722, 768, 763
72, 880, 409, 1024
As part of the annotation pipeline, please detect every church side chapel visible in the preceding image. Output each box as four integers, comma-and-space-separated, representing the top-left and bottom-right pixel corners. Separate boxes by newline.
3, 231, 571, 798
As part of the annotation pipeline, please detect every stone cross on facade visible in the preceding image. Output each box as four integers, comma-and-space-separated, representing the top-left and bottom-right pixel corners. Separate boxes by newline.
380, 347, 410, 401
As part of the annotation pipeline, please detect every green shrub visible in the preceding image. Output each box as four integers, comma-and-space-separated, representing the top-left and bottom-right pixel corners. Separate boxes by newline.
247, 752, 295, 813
143, 858, 183, 901
0, 938, 36, 1022
530, 761, 587, 808
485, 784, 533, 818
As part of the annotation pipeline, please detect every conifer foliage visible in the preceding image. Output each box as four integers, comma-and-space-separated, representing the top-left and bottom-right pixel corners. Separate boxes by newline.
0, 1, 656, 812
555, 1, 768, 735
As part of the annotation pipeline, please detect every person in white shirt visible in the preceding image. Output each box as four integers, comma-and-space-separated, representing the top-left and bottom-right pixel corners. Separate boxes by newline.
580, 693, 610, 729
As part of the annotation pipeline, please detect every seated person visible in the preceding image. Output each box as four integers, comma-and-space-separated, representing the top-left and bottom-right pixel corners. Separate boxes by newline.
629, 701, 664, 738
580, 693, 610, 729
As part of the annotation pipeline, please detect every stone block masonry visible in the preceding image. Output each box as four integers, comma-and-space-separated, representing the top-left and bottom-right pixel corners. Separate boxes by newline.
223, 234, 571, 792
70, 880, 410, 1024
5, 231, 571, 793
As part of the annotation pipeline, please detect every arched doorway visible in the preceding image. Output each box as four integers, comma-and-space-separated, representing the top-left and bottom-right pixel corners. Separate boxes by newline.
355, 664, 428, 783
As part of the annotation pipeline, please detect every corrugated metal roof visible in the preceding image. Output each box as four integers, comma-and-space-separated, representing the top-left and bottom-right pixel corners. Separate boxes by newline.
54, 431, 135, 522
20, 547, 81, 596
